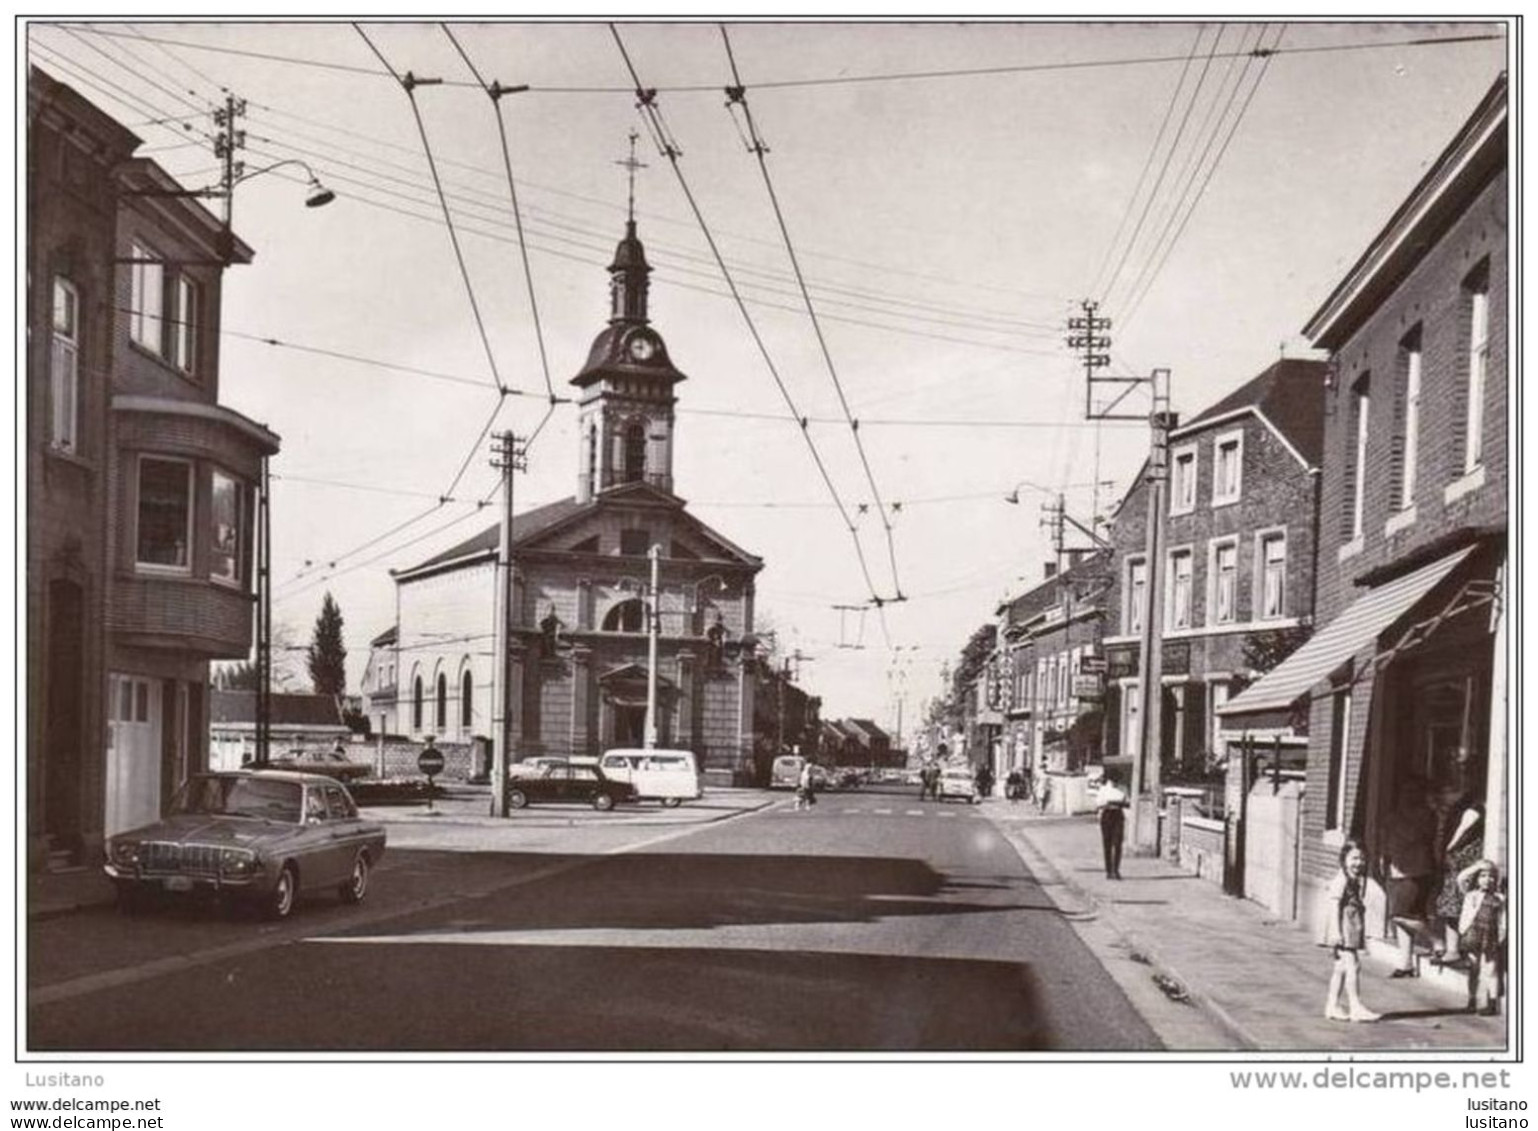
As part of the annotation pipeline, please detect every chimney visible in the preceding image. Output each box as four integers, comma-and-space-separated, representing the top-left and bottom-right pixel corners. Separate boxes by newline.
1044, 562, 1058, 580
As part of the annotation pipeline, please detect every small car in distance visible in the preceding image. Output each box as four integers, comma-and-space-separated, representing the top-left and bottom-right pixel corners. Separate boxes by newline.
266, 747, 373, 783
104, 770, 387, 919
937, 767, 981, 804
507, 762, 637, 811
770, 754, 805, 790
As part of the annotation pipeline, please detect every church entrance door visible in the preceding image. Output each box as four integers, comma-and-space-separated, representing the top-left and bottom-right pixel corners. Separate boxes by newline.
614, 704, 645, 747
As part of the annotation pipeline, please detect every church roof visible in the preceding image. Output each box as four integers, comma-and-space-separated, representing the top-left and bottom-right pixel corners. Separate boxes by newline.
571, 324, 687, 389
393, 496, 586, 579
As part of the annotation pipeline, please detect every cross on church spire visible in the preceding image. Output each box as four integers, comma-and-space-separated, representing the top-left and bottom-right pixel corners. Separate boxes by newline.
614, 129, 647, 223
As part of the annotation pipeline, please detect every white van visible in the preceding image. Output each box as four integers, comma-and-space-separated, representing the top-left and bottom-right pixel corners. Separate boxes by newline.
598, 749, 702, 807
770, 754, 805, 790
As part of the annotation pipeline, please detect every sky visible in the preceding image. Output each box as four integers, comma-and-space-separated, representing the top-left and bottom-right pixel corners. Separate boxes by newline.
26, 18, 1509, 730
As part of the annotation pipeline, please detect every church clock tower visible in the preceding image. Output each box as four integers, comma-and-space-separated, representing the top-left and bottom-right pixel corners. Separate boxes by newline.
572, 145, 686, 502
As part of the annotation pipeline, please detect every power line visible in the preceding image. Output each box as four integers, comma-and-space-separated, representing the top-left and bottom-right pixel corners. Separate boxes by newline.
612, 24, 894, 625
720, 24, 905, 603
58, 24, 1504, 93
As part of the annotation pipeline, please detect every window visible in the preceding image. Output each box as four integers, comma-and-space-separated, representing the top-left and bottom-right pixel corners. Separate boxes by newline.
461, 669, 474, 730
622, 420, 646, 483
1210, 681, 1230, 754
50, 277, 80, 452
619, 528, 651, 556
1326, 686, 1351, 832
602, 598, 645, 633
1463, 262, 1489, 473
1395, 327, 1422, 510
1210, 537, 1238, 625
129, 243, 164, 353
172, 275, 200, 374
1347, 374, 1370, 541
210, 470, 245, 584
1212, 431, 1243, 505
1170, 444, 1197, 515
412, 676, 424, 732
1121, 684, 1141, 758
436, 673, 447, 732
1126, 556, 1148, 635
1258, 531, 1287, 619
136, 456, 193, 571
1166, 548, 1193, 630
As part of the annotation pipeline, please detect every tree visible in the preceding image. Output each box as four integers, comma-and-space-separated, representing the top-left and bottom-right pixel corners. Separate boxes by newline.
213, 660, 259, 690
306, 592, 347, 696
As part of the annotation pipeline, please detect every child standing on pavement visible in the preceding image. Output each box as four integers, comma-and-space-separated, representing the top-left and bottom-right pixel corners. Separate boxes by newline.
1456, 859, 1505, 1015
794, 760, 816, 811
1316, 841, 1381, 1023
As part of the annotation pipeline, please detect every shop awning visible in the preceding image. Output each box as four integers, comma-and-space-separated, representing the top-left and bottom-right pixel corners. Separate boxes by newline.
1217, 545, 1474, 720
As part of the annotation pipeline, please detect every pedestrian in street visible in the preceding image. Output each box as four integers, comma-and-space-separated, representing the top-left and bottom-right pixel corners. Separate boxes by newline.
1097, 771, 1128, 880
1316, 841, 1381, 1023
1455, 859, 1505, 1015
794, 759, 817, 811
975, 763, 994, 799
1380, 776, 1435, 978
1035, 769, 1052, 814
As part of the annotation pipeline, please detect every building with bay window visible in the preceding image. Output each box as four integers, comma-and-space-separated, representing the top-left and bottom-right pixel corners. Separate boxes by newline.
26, 68, 278, 870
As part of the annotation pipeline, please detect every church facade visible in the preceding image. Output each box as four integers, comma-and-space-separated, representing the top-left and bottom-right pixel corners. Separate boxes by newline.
367, 218, 766, 784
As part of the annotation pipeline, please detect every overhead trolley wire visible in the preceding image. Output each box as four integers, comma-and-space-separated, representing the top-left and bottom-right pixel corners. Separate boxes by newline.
610, 25, 894, 630
720, 24, 906, 604
58, 24, 1504, 94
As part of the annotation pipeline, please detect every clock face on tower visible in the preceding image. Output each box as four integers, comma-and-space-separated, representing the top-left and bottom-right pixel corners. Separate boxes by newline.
626, 334, 656, 363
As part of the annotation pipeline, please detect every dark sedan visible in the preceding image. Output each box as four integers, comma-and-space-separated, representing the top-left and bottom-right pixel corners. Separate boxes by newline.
103, 770, 387, 919
265, 748, 373, 783
507, 763, 637, 811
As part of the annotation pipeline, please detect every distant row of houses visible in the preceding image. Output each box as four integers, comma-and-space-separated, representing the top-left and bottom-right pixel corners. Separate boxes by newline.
948, 76, 1508, 937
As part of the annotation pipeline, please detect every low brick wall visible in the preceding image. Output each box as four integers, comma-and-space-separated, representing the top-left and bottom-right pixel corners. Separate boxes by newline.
1178, 815, 1227, 885
356, 739, 477, 781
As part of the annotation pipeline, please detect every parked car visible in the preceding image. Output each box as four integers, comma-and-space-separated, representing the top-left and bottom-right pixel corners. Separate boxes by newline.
510, 755, 569, 779
265, 747, 372, 783
598, 749, 702, 807
937, 767, 981, 804
507, 763, 637, 811
103, 770, 386, 919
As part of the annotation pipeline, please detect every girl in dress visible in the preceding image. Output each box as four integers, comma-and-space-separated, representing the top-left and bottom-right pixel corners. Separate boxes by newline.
1317, 842, 1381, 1022
1432, 797, 1484, 967
1456, 859, 1505, 1016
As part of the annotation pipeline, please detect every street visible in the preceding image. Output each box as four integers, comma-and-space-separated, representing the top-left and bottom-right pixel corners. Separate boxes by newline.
28, 785, 1158, 1052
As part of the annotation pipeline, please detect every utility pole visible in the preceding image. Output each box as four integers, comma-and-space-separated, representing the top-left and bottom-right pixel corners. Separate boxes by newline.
254, 456, 272, 766
212, 91, 246, 258
645, 543, 661, 749
1069, 299, 1173, 852
490, 431, 528, 817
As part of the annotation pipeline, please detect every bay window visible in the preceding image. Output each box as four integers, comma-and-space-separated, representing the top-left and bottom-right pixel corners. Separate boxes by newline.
136, 456, 193, 571
210, 469, 246, 584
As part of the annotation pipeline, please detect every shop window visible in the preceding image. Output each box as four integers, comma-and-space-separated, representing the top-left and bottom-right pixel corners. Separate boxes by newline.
136, 456, 193, 572
50, 276, 79, 452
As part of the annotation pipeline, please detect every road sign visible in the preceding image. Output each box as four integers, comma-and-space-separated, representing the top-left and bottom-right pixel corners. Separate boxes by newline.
418, 747, 445, 778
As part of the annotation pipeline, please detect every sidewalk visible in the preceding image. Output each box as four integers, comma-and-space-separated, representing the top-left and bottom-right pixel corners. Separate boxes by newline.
984, 800, 1506, 1053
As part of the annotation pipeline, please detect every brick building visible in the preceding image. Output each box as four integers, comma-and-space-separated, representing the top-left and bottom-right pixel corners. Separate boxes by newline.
1103, 359, 1326, 785
27, 68, 279, 867
369, 217, 766, 784
1219, 76, 1508, 933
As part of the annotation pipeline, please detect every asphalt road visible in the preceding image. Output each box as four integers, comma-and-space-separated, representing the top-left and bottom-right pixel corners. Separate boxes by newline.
27, 785, 1160, 1052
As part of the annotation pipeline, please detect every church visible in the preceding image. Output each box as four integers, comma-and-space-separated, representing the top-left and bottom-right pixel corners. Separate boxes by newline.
363, 213, 766, 785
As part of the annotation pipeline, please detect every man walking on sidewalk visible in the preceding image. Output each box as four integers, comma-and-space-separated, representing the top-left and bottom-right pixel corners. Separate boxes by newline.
1098, 771, 1128, 880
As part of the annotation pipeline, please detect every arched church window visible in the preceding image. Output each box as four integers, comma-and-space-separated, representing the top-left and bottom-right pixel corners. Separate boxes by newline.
461, 669, 474, 731
413, 675, 424, 732
622, 421, 646, 484
436, 672, 448, 732
602, 598, 646, 633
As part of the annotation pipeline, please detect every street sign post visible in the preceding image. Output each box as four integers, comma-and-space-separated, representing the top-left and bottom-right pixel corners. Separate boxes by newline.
418, 742, 445, 812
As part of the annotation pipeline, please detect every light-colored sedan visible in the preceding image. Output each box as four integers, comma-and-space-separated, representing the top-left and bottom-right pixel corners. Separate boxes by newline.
937, 767, 981, 804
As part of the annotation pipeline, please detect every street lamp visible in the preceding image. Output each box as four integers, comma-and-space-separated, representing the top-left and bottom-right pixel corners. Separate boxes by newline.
232, 159, 336, 208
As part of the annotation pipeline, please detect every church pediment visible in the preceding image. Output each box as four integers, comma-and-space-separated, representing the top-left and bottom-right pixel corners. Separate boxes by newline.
515, 485, 761, 569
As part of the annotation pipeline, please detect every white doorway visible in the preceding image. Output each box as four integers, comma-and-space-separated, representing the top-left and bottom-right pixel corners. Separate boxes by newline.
106, 674, 162, 836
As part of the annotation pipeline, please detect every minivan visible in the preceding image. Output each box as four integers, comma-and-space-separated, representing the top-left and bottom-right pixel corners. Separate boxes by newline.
598, 749, 702, 807
770, 754, 806, 790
